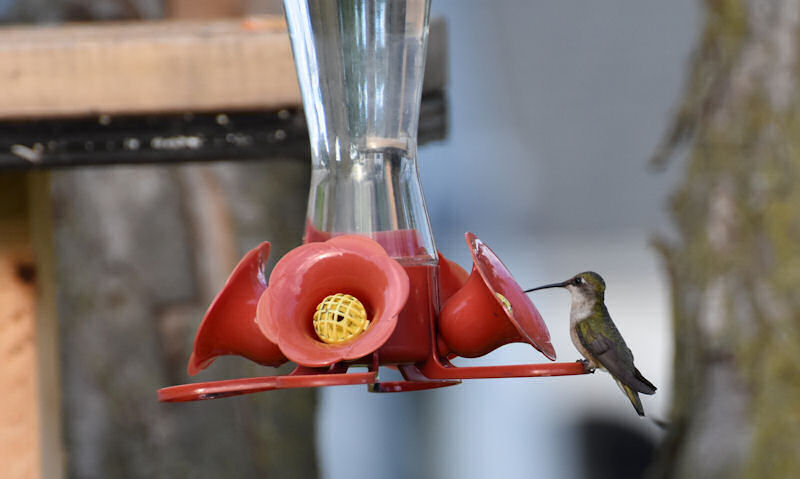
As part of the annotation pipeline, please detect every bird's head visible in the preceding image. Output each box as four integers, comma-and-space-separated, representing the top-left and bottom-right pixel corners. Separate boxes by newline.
525, 271, 606, 302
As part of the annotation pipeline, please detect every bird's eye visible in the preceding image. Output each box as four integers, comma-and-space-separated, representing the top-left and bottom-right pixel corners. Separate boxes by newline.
574, 277, 583, 285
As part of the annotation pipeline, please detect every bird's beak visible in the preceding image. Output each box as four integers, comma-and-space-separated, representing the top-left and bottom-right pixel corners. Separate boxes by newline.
524, 280, 570, 293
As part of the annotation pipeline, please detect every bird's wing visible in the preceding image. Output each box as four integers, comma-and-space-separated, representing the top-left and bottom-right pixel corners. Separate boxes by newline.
575, 320, 656, 395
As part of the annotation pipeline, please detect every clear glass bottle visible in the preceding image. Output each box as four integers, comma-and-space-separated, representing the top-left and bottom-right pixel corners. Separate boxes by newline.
283, 0, 436, 266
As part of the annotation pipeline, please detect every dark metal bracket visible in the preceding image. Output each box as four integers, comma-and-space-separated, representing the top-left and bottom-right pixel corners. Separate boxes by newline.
0, 92, 446, 170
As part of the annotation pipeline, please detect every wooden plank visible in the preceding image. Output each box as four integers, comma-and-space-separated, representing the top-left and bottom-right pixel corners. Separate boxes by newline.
27, 172, 64, 479
0, 16, 446, 120
0, 173, 40, 479
167, 0, 245, 19
0, 17, 296, 119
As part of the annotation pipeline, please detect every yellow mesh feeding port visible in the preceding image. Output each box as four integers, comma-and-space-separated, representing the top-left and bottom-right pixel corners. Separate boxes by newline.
313, 293, 370, 344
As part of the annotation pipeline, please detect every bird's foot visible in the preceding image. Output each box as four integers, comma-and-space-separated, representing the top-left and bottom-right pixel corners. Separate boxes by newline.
577, 359, 596, 373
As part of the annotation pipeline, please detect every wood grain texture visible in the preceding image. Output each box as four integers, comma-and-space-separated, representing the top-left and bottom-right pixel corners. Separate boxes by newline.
0, 16, 446, 119
0, 174, 40, 479
27, 172, 65, 479
167, 0, 245, 19
0, 17, 296, 118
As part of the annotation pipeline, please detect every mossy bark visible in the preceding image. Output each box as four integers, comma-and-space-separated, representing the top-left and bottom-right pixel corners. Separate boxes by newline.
651, 0, 800, 477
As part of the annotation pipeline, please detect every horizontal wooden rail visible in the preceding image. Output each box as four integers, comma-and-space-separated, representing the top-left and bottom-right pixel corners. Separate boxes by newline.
0, 15, 446, 119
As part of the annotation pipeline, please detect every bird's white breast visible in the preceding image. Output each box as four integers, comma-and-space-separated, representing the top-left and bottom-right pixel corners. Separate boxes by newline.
569, 295, 602, 369
569, 293, 595, 326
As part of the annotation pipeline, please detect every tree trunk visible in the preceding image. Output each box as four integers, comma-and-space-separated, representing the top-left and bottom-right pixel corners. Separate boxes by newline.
652, 0, 800, 477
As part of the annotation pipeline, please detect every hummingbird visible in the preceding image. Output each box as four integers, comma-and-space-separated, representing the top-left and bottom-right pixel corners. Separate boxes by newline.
525, 271, 656, 416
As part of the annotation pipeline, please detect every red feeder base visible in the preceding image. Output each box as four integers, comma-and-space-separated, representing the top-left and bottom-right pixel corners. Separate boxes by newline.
157, 232, 592, 402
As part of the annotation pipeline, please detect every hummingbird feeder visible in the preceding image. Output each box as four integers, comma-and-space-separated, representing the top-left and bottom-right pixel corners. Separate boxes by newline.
158, 0, 588, 402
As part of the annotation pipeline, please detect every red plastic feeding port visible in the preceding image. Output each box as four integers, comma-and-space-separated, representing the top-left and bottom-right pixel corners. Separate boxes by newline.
437, 232, 556, 360
187, 242, 286, 376
256, 235, 410, 367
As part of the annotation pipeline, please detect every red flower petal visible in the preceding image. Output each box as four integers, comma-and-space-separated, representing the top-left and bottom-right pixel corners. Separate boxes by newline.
188, 242, 286, 375
257, 235, 410, 367
466, 232, 556, 360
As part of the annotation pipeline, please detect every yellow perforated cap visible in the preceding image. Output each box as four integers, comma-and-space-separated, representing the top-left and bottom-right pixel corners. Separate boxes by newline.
313, 293, 370, 344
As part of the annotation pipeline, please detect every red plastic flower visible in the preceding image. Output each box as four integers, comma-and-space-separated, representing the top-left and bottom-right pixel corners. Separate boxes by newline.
438, 233, 556, 360
467, 233, 556, 360
256, 235, 410, 367
188, 242, 286, 375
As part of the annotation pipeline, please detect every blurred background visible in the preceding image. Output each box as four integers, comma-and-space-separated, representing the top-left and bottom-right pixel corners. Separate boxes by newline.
0, 1, 701, 478
322, 1, 697, 478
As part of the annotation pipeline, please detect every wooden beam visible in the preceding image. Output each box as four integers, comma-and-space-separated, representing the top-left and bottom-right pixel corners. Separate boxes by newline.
0, 172, 64, 479
0, 16, 446, 120
0, 174, 38, 479
167, 0, 245, 19
0, 17, 295, 119
28, 172, 64, 479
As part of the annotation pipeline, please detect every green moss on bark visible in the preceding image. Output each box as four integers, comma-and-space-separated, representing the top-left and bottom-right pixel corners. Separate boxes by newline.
652, 0, 800, 477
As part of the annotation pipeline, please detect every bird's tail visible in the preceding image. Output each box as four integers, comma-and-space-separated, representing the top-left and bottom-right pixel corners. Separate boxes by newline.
617, 380, 645, 416
633, 367, 657, 395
